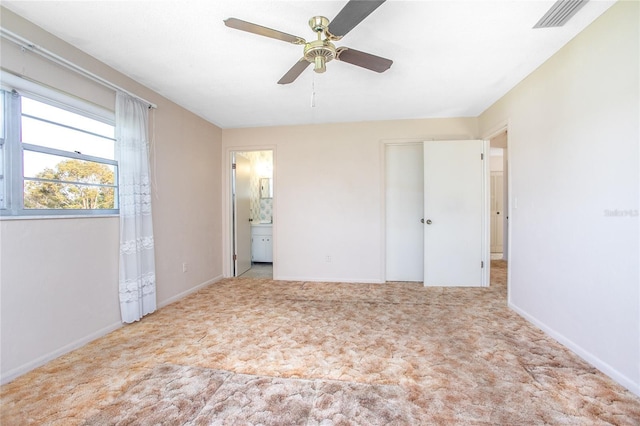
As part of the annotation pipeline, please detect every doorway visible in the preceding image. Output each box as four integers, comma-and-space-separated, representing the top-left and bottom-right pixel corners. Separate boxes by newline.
490, 151, 505, 258
385, 140, 490, 286
230, 150, 274, 278
489, 130, 508, 261
486, 127, 510, 299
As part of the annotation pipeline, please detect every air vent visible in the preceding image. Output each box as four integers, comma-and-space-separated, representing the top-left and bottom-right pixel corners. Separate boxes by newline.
533, 0, 589, 28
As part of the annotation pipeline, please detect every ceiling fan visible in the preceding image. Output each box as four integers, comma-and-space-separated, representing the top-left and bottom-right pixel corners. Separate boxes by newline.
224, 0, 393, 85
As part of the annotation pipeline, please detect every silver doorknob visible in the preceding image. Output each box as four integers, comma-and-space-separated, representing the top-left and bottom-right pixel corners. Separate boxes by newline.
426, 219, 433, 225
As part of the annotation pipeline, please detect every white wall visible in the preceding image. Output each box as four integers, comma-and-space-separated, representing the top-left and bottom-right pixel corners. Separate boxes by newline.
480, 0, 639, 395
223, 119, 478, 282
489, 152, 504, 172
0, 218, 120, 375
0, 8, 223, 383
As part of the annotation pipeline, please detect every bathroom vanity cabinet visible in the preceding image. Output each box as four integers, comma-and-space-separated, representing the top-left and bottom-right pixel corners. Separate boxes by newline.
251, 224, 272, 263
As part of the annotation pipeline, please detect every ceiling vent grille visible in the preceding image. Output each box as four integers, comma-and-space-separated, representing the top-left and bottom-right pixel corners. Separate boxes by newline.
533, 0, 589, 28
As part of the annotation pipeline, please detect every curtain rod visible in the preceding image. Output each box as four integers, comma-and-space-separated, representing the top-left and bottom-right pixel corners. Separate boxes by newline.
0, 28, 157, 109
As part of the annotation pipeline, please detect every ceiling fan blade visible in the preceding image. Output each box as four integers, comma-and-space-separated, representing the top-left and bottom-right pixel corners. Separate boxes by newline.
278, 58, 311, 85
224, 18, 306, 45
327, 0, 386, 38
336, 47, 392, 73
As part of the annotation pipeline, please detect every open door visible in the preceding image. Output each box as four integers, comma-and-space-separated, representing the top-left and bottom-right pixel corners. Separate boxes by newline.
233, 153, 252, 276
423, 140, 489, 287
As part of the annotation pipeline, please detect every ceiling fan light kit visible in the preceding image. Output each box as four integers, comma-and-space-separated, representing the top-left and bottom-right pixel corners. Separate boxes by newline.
224, 0, 393, 84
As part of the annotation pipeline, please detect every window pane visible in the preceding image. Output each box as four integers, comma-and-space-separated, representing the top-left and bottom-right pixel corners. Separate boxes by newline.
0, 91, 4, 138
22, 116, 115, 159
24, 150, 116, 185
24, 180, 115, 210
0, 93, 4, 208
22, 97, 113, 139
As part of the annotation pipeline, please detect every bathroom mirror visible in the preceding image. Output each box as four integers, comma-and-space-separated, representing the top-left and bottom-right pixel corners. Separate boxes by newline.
260, 178, 273, 199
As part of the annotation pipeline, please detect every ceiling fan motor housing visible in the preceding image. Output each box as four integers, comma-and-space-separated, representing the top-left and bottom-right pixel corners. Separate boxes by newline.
304, 40, 336, 73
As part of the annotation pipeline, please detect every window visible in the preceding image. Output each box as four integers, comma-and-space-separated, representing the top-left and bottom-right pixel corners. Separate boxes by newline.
0, 88, 117, 216
0, 93, 5, 209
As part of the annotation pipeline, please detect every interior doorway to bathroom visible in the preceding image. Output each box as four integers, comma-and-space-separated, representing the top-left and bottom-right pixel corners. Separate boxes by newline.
231, 150, 274, 278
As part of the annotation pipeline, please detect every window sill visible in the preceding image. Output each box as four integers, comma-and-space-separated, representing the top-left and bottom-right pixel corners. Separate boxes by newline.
0, 214, 119, 221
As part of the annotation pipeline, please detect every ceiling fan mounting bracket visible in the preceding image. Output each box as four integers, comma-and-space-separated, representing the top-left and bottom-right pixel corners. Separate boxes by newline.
309, 15, 342, 41
308, 16, 329, 34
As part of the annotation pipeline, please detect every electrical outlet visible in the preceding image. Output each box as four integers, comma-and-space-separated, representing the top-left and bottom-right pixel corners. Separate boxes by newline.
182, 262, 188, 273
325, 255, 332, 263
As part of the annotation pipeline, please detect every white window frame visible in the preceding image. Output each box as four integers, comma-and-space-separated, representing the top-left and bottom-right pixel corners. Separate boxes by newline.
0, 76, 117, 218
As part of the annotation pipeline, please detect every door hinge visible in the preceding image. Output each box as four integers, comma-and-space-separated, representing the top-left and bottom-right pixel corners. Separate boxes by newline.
481, 153, 484, 160
232, 163, 236, 169
481, 261, 484, 268
233, 254, 237, 261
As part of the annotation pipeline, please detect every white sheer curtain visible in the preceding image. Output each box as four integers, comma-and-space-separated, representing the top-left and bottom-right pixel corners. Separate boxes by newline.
116, 92, 156, 323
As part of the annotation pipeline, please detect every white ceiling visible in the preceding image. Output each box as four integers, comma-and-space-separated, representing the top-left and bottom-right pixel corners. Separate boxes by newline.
2, 0, 615, 129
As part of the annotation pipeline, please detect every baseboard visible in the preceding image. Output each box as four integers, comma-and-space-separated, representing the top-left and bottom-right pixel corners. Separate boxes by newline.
157, 274, 224, 309
274, 275, 385, 284
0, 321, 123, 385
509, 302, 640, 398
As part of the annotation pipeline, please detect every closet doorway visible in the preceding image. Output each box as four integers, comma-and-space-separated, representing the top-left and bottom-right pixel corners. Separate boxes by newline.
385, 140, 490, 286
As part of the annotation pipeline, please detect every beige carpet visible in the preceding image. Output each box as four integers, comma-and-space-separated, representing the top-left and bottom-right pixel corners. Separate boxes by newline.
2, 261, 639, 424
82, 364, 418, 425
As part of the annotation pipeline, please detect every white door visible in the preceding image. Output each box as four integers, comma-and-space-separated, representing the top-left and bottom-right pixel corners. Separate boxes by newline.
233, 153, 252, 276
490, 171, 504, 253
423, 140, 489, 287
385, 143, 424, 281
